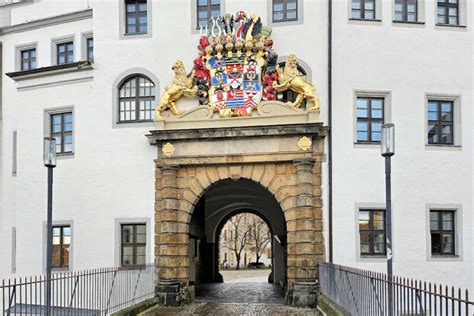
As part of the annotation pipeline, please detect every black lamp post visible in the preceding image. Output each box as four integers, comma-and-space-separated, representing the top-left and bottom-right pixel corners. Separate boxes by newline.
381, 123, 395, 316
43, 137, 56, 316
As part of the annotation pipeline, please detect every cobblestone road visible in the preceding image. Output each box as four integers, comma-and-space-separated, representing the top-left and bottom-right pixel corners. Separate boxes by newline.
144, 279, 320, 315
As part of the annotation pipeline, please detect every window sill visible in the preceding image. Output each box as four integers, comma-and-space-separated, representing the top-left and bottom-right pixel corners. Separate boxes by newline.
358, 255, 387, 262
425, 144, 461, 151
6, 61, 92, 81
428, 254, 462, 262
393, 20, 425, 25
57, 152, 75, 160
436, 23, 466, 28
361, 255, 386, 258
121, 32, 151, 40
353, 141, 380, 148
349, 18, 382, 22
52, 268, 70, 273
124, 32, 148, 36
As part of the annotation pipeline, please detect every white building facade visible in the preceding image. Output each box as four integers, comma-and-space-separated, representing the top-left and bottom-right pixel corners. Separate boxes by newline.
0, 0, 472, 295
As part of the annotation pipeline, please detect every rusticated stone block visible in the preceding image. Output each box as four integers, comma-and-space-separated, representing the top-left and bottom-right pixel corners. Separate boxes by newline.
217, 166, 230, 180
295, 194, 314, 207
259, 164, 275, 187
179, 189, 198, 205
287, 218, 315, 232
160, 222, 188, 234
295, 243, 317, 255
229, 165, 242, 179
196, 167, 211, 189
158, 256, 189, 268
206, 166, 220, 183
287, 231, 315, 243
241, 164, 253, 179
159, 245, 188, 256
251, 165, 265, 182
158, 233, 188, 245
275, 163, 287, 175
161, 198, 179, 210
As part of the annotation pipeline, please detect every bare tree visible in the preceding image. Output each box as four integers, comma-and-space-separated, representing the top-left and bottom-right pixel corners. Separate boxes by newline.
248, 216, 271, 263
226, 214, 251, 269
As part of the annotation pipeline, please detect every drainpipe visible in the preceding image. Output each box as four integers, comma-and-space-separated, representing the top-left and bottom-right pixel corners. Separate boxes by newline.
327, 0, 334, 263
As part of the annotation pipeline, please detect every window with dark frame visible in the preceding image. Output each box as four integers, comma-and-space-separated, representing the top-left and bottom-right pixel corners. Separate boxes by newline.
197, 0, 220, 29
121, 224, 146, 266
52, 225, 71, 269
50, 112, 73, 154
118, 75, 155, 122
272, 0, 298, 23
427, 100, 454, 145
359, 210, 386, 256
430, 210, 455, 256
356, 97, 384, 143
125, 0, 147, 34
20, 48, 36, 71
87, 38, 94, 62
56, 42, 74, 65
437, 0, 459, 25
394, 0, 417, 22
351, 0, 376, 20
276, 62, 307, 107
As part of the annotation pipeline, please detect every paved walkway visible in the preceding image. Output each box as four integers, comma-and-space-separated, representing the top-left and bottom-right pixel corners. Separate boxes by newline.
220, 268, 271, 283
195, 282, 285, 304
144, 302, 320, 315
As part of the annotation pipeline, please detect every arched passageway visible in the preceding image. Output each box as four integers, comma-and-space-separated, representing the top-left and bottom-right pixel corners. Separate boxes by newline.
188, 179, 287, 288
150, 122, 327, 307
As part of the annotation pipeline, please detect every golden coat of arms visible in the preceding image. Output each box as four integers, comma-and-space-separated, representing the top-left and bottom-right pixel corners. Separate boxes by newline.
155, 11, 320, 120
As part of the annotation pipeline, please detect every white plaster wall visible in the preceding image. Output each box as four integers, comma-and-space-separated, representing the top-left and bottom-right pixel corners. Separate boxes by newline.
0, 0, 471, 295
331, 0, 473, 292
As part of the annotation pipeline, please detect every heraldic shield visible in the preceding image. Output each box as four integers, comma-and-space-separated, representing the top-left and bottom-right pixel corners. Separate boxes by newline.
208, 56, 262, 117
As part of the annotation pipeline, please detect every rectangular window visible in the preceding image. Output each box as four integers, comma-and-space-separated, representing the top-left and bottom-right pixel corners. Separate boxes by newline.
437, 0, 459, 25
52, 226, 71, 269
394, 0, 417, 22
352, 0, 376, 20
356, 97, 384, 142
273, 0, 298, 23
359, 210, 386, 256
197, 0, 220, 29
430, 210, 455, 255
20, 48, 36, 71
56, 42, 74, 65
126, 0, 147, 34
50, 112, 73, 154
87, 38, 94, 62
121, 224, 146, 266
12, 131, 17, 176
427, 100, 454, 145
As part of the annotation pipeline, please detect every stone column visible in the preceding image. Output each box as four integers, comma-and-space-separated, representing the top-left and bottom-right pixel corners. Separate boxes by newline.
155, 164, 189, 306
287, 158, 319, 308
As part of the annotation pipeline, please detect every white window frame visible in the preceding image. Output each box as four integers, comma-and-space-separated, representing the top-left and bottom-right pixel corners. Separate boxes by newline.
348, 0, 383, 24
392, 0, 426, 27
51, 35, 75, 66
424, 94, 462, 150
191, 0, 226, 34
354, 203, 389, 262
15, 42, 37, 71
267, 0, 304, 27
44, 106, 75, 158
434, 0, 467, 28
119, 0, 153, 39
81, 31, 93, 62
425, 204, 463, 262
114, 218, 151, 267
353, 90, 392, 147
42, 221, 74, 272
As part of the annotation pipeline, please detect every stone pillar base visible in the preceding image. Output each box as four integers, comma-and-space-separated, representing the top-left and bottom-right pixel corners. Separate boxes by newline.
156, 280, 190, 307
286, 280, 319, 308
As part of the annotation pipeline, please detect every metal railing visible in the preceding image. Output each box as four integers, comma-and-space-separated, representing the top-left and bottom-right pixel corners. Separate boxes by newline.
1, 264, 155, 315
319, 262, 474, 316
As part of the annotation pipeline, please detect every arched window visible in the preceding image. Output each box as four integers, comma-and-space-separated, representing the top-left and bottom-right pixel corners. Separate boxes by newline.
276, 62, 307, 107
118, 75, 155, 122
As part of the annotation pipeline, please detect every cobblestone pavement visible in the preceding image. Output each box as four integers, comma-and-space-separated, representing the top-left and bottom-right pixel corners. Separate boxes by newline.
195, 282, 284, 304
145, 302, 320, 315
144, 282, 320, 315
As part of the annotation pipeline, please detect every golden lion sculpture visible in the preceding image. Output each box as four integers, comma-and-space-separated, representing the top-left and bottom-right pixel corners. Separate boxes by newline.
155, 60, 197, 119
273, 54, 320, 111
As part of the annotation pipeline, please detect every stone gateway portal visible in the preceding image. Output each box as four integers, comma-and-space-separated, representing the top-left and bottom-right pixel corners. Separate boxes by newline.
147, 119, 327, 307
146, 9, 327, 308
